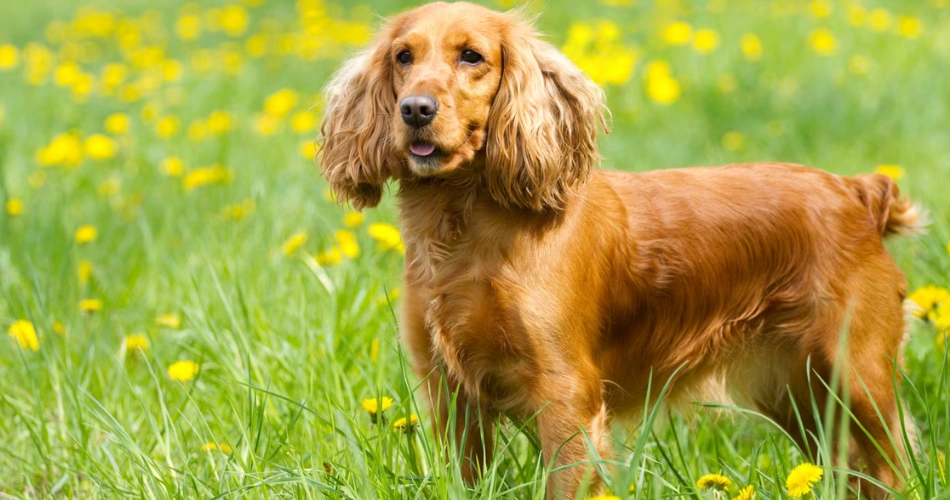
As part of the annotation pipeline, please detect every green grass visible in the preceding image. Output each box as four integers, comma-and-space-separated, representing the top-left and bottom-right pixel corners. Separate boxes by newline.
1, 0, 949, 498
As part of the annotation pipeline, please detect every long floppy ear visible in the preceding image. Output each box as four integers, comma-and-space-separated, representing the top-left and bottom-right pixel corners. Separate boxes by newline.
318, 22, 402, 210
484, 13, 608, 212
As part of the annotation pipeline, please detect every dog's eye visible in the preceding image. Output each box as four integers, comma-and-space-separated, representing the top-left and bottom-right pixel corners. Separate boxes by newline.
460, 49, 483, 65
397, 50, 412, 66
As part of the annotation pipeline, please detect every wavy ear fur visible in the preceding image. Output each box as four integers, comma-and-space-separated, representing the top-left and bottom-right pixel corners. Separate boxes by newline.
318, 22, 402, 210
484, 13, 608, 212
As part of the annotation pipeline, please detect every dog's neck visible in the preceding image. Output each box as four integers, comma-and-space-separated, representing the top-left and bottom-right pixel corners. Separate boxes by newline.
394, 165, 573, 286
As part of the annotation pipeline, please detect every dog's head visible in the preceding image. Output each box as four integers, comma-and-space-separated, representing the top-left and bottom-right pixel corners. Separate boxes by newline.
318, 2, 607, 211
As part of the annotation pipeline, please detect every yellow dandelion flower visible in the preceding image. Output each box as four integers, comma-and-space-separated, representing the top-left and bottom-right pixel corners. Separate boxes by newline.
908, 286, 950, 318
282, 231, 308, 256
335, 230, 360, 258
101, 63, 127, 92
182, 165, 233, 191
168, 360, 200, 381
245, 33, 268, 58
176, 14, 202, 41
809, 29, 836, 56
392, 414, 420, 432
847, 5, 867, 26
897, 17, 923, 39
722, 131, 745, 151
155, 115, 180, 138
693, 29, 720, 53
562, 22, 594, 57
368, 223, 403, 252
697, 473, 731, 490
222, 199, 255, 221
933, 304, 950, 333
786, 463, 823, 498
84, 134, 117, 160
662, 21, 692, 45
118, 83, 142, 103
8, 320, 39, 351
253, 114, 279, 135
0, 44, 19, 70
219, 5, 249, 37
732, 485, 755, 500
946, 242, 950, 256
370, 338, 380, 362
290, 110, 316, 133
6, 198, 24, 216
124, 334, 150, 352
201, 441, 232, 453
222, 49, 244, 75
156, 313, 182, 329
162, 157, 185, 177
264, 88, 298, 118
343, 211, 364, 228
875, 164, 904, 180
53, 321, 65, 335
140, 104, 160, 123
809, 0, 832, 18
69, 73, 94, 102
646, 72, 681, 104
316, 247, 343, 266
75, 225, 97, 244
53, 61, 81, 87
36, 133, 83, 167
740, 33, 762, 61
206, 111, 232, 134
162, 59, 183, 82
869, 8, 892, 32
79, 298, 103, 312
299, 140, 317, 160
104, 113, 130, 135
78, 259, 93, 284
361, 397, 394, 415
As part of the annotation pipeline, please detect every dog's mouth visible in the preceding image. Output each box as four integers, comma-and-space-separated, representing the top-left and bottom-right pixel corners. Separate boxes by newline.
405, 127, 480, 176
409, 142, 437, 158
407, 141, 448, 174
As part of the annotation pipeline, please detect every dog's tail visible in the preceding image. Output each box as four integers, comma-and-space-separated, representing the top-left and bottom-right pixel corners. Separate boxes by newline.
854, 173, 927, 238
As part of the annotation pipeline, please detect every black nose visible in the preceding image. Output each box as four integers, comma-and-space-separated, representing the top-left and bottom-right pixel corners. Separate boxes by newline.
400, 95, 438, 127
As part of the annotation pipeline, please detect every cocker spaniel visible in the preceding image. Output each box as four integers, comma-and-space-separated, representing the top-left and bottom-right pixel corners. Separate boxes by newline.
318, 2, 921, 498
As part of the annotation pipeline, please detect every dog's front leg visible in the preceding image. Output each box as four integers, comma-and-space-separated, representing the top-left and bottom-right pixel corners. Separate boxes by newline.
538, 388, 611, 499
402, 293, 497, 483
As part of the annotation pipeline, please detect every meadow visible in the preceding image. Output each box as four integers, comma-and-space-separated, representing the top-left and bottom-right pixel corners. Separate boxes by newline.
1, 0, 949, 498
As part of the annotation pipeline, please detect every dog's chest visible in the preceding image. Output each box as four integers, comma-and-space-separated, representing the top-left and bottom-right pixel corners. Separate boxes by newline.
423, 283, 538, 412
411, 240, 538, 412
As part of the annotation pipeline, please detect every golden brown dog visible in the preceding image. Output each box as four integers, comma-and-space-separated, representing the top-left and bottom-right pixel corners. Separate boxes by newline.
318, 2, 921, 497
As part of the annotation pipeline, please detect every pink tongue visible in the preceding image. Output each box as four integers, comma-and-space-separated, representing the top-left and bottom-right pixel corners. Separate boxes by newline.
410, 143, 436, 156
